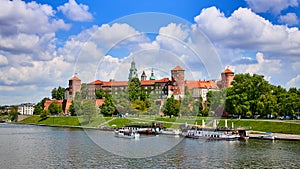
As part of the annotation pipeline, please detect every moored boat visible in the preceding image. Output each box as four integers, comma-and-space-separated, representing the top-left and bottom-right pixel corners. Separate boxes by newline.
182, 129, 240, 140
114, 128, 140, 139
161, 129, 181, 136
259, 132, 276, 140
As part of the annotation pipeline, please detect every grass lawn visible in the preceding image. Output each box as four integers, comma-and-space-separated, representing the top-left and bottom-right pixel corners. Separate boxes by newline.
19, 115, 113, 128
19, 115, 300, 134
217, 119, 300, 134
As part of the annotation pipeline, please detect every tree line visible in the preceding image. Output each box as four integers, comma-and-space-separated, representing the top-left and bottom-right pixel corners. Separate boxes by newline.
223, 73, 300, 118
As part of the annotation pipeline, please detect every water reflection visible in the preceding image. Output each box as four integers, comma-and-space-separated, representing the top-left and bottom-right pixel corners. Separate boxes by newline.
0, 124, 299, 168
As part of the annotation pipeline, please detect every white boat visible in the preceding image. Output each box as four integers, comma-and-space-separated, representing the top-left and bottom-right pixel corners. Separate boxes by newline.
182, 129, 240, 140
259, 132, 276, 140
259, 135, 276, 140
161, 129, 181, 136
114, 129, 140, 139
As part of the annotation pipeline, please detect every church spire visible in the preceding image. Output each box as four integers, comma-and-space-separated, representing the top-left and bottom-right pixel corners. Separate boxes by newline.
128, 59, 138, 80
141, 71, 147, 81
149, 68, 155, 80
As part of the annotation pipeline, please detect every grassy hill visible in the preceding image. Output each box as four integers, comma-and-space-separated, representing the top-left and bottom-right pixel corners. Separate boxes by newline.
19, 115, 300, 134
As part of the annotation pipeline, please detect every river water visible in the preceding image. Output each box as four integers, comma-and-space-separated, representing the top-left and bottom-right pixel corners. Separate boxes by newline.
0, 123, 299, 168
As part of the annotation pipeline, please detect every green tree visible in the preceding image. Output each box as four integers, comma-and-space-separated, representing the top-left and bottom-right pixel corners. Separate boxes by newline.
162, 95, 180, 117
73, 92, 83, 116
128, 77, 141, 101
95, 88, 105, 99
132, 100, 147, 113
33, 98, 49, 115
193, 98, 203, 116
82, 100, 96, 124
8, 106, 19, 122
100, 94, 116, 117
40, 110, 49, 120
81, 83, 89, 99
68, 102, 75, 116
113, 91, 131, 114
146, 90, 161, 116
140, 86, 149, 101
225, 73, 272, 116
207, 89, 227, 116
48, 103, 62, 115
180, 87, 195, 117
51, 86, 65, 100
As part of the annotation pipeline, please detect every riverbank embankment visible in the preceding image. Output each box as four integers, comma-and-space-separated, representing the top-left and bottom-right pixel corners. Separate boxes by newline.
249, 131, 300, 141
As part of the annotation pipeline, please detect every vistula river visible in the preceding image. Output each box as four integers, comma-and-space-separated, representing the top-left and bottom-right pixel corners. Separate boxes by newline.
0, 123, 299, 168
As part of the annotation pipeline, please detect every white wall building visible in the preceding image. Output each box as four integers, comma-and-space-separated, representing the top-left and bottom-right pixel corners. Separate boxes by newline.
18, 103, 35, 115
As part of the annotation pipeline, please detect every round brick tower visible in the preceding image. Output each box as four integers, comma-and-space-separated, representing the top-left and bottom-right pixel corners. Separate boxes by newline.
221, 67, 234, 88
171, 66, 185, 97
68, 75, 81, 99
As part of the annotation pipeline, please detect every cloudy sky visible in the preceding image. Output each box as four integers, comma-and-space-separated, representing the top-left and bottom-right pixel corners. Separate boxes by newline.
1, 0, 300, 105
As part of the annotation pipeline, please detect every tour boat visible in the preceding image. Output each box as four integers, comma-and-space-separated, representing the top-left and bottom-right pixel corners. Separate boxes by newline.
114, 128, 140, 139
161, 129, 181, 136
182, 129, 240, 140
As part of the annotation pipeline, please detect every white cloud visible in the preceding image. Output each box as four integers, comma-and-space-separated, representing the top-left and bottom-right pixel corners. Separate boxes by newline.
194, 7, 232, 40
279, 13, 299, 26
233, 52, 282, 83
57, 23, 149, 83
58, 0, 93, 22
159, 23, 189, 41
194, 6, 300, 88
92, 23, 146, 48
194, 7, 300, 58
0, 56, 72, 86
0, 55, 8, 66
0, 0, 70, 35
286, 74, 300, 87
245, 0, 299, 14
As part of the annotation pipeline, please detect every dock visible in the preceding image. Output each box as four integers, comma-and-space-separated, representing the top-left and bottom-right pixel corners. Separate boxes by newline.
249, 131, 300, 141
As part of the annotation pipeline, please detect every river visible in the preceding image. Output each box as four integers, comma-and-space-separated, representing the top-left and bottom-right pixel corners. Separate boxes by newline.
0, 123, 299, 168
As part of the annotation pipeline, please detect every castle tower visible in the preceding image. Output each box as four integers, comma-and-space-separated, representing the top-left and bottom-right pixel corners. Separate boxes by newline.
149, 68, 155, 80
128, 60, 138, 80
171, 66, 185, 97
68, 75, 81, 100
141, 71, 147, 81
221, 66, 234, 88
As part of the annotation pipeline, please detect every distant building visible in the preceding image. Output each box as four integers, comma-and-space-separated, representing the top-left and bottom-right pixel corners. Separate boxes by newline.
185, 80, 219, 101
18, 103, 35, 115
44, 99, 73, 114
169, 66, 185, 99
49, 61, 234, 115
65, 75, 81, 100
219, 67, 235, 88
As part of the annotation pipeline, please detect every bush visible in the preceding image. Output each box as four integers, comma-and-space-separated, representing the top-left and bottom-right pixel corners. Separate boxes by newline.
40, 110, 49, 120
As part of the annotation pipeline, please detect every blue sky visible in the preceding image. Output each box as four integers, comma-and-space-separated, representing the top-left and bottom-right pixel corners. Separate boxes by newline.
1, 0, 300, 105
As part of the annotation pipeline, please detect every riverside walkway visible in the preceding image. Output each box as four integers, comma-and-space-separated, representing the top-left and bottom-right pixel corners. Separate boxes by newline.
249, 131, 300, 141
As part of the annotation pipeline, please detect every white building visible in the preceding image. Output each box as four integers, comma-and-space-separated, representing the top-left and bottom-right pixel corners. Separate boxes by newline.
18, 103, 35, 115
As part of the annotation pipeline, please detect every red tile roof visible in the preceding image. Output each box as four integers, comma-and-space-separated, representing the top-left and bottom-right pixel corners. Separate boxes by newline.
155, 78, 170, 83
141, 80, 155, 85
172, 66, 184, 71
223, 68, 234, 74
70, 76, 81, 81
185, 80, 219, 90
102, 81, 128, 87
95, 99, 105, 107
141, 78, 170, 85
88, 80, 103, 85
88, 78, 170, 87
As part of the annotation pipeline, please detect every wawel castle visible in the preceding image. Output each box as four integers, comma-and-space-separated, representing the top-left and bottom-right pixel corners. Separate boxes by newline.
45, 60, 234, 114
